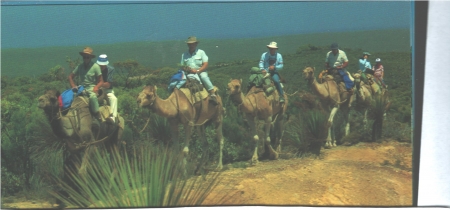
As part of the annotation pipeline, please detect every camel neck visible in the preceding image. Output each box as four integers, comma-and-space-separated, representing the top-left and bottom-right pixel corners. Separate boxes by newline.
230, 92, 244, 106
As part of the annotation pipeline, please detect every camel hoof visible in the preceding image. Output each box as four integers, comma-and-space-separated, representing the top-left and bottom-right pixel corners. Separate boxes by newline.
251, 158, 259, 166
214, 164, 223, 172
270, 152, 279, 160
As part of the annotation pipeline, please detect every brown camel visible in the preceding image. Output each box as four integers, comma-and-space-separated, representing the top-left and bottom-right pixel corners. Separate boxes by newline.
38, 89, 125, 153
37, 89, 124, 207
353, 72, 391, 129
136, 85, 225, 172
226, 79, 287, 165
302, 67, 354, 148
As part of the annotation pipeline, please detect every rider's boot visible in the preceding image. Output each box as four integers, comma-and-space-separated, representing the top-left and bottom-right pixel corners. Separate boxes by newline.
208, 90, 218, 105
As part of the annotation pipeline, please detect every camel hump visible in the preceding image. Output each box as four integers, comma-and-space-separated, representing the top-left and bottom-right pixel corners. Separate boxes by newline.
324, 75, 334, 81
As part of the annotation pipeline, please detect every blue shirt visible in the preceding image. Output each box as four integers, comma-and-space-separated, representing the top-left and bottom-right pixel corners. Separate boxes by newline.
359, 58, 372, 72
259, 52, 283, 72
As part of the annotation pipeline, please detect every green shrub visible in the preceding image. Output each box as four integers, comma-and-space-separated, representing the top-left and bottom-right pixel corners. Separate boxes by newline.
51, 144, 222, 208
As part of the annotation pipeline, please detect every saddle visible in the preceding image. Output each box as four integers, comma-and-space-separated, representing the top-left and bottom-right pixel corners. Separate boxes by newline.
180, 86, 217, 105
184, 78, 204, 93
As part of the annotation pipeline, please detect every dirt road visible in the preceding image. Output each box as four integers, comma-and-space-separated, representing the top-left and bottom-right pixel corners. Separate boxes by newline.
204, 140, 412, 206
1, 140, 412, 208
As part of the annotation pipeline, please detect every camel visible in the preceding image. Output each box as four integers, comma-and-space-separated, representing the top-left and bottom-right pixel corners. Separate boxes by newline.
136, 85, 225, 172
226, 79, 287, 165
302, 67, 354, 148
37, 89, 124, 207
38, 89, 125, 153
353, 73, 391, 129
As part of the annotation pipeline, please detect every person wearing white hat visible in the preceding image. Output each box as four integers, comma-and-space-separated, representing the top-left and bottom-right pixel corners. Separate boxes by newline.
97, 54, 118, 124
68, 46, 104, 121
259, 41, 285, 103
372, 58, 387, 88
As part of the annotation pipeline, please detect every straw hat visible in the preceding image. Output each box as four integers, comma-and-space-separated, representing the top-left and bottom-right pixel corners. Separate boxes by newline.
186, 36, 199, 44
79, 47, 96, 58
267, 41, 278, 49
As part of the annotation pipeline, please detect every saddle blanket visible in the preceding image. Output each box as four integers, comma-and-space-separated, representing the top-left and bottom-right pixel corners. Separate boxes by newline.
180, 86, 218, 105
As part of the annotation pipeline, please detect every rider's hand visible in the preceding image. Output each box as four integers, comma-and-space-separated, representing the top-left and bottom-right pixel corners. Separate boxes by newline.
191, 69, 197, 74
93, 86, 99, 94
269, 65, 275, 71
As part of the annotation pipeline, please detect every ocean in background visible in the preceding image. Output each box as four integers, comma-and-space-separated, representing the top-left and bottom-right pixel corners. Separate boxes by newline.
1, 1, 412, 77
1, 1, 411, 49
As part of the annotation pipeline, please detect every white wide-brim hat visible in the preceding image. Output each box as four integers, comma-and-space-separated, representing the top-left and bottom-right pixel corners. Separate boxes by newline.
267, 41, 278, 49
97, 54, 109, 65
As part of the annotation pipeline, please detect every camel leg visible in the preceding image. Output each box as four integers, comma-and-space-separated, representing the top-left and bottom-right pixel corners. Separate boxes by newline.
364, 109, 369, 130
326, 107, 339, 148
265, 116, 278, 160
168, 119, 180, 148
273, 114, 285, 153
195, 126, 209, 175
214, 119, 224, 171
182, 123, 194, 175
247, 115, 259, 165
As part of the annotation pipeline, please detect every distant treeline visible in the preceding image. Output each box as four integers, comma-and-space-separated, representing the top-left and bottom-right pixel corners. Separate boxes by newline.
1, 29, 410, 78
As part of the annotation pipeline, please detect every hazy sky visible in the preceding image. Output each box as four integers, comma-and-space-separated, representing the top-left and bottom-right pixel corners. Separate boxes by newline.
1, 1, 412, 49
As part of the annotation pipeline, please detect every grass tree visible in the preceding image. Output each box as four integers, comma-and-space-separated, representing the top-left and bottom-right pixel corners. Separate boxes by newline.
50, 144, 222, 208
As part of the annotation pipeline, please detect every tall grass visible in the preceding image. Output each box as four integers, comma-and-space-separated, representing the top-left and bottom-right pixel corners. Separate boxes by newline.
50, 144, 222, 208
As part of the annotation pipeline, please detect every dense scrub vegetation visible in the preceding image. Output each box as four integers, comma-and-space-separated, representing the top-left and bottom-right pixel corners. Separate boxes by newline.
1, 42, 412, 206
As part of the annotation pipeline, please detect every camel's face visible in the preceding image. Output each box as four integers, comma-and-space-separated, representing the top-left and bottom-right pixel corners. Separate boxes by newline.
137, 85, 156, 107
38, 90, 59, 109
302, 67, 314, 80
226, 79, 242, 95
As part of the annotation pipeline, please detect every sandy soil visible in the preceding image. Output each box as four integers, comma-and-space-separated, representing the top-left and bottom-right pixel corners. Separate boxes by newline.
1, 140, 412, 208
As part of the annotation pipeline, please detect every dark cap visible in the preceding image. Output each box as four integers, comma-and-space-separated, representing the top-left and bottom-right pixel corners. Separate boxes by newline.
331, 43, 339, 50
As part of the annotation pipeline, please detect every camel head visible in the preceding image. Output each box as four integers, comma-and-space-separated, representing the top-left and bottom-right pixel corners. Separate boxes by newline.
226, 79, 242, 95
353, 72, 361, 79
137, 85, 157, 108
38, 89, 60, 110
302, 66, 315, 80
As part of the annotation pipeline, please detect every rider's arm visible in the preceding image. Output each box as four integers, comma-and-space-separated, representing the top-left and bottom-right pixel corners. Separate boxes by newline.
102, 66, 114, 89
275, 54, 283, 72
68, 66, 79, 88
259, 53, 267, 71
341, 61, 349, 69
196, 50, 208, 73
325, 52, 331, 69
68, 73, 77, 89
94, 75, 104, 94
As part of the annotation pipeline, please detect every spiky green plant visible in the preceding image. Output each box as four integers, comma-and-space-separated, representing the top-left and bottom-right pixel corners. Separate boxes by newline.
305, 110, 328, 140
149, 113, 172, 144
50, 144, 223, 208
